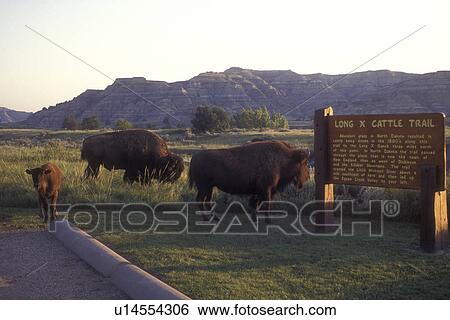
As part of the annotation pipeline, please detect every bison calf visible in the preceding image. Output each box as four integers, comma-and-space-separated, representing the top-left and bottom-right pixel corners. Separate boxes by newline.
26, 163, 62, 223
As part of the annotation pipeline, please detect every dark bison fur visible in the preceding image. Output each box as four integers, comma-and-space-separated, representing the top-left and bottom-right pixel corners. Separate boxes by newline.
189, 140, 310, 220
249, 138, 293, 149
81, 129, 184, 184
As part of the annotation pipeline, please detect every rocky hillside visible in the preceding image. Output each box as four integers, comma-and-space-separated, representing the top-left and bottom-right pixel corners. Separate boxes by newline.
22, 68, 450, 128
0, 107, 31, 124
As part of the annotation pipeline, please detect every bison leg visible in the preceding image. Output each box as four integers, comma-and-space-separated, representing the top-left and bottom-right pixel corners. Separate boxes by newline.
123, 169, 139, 184
140, 167, 155, 185
204, 189, 219, 221
254, 190, 272, 224
40, 194, 49, 223
196, 187, 214, 221
249, 195, 259, 222
196, 191, 208, 209
204, 189, 213, 209
140, 170, 150, 185
49, 192, 58, 222
83, 161, 100, 179
37, 194, 44, 219
262, 190, 272, 224
122, 171, 129, 183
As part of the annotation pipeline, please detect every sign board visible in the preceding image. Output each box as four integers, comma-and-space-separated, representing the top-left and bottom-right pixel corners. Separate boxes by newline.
314, 107, 448, 252
328, 113, 446, 190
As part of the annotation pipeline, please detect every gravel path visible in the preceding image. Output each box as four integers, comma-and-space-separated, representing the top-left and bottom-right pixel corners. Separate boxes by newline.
0, 230, 128, 299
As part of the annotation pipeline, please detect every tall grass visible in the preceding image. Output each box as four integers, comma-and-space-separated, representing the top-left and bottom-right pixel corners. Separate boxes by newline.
0, 129, 448, 224
0, 142, 193, 208
0, 129, 314, 210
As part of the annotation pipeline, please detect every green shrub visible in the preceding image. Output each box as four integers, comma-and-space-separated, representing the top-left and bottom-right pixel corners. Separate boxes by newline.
62, 114, 79, 130
234, 107, 270, 129
271, 112, 289, 129
191, 106, 231, 133
81, 116, 101, 130
234, 107, 287, 129
115, 119, 134, 130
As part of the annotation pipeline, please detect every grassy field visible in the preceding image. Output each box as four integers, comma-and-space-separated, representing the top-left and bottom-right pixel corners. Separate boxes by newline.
1, 128, 450, 299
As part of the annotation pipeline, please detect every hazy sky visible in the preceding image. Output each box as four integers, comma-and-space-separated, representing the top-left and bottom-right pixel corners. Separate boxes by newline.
1, 0, 449, 112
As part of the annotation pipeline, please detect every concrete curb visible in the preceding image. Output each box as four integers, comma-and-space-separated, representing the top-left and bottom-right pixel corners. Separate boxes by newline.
50, 220, 190, 300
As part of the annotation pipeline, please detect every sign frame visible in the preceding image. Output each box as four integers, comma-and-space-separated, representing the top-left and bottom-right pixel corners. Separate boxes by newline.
327, 112, 446, 190
313, 106, 448, 253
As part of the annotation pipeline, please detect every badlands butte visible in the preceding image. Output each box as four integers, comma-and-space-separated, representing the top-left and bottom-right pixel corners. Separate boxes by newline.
10, 67, 450, 128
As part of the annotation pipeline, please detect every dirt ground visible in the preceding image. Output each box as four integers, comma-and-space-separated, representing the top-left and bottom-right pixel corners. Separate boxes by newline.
0, 230, 128, 299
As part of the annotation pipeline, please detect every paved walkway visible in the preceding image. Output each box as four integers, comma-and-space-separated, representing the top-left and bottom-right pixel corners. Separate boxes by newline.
0, 230, 128, 299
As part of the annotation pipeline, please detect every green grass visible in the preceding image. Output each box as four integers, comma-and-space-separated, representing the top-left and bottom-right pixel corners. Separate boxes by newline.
0, 128, 449, 299
0, 208, 44, 231
0, 128, 313, 208
94, 222, 450, 299
2, 207, 450, 299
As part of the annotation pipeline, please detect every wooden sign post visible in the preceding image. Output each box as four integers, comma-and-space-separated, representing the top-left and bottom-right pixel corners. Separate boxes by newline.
314, 107, 335, 232
313, 106, 448, 252
420, 164, 448, 252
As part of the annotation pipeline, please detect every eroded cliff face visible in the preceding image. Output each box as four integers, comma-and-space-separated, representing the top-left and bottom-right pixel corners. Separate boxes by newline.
0, 107, 31, 124
22, 68, 450, 128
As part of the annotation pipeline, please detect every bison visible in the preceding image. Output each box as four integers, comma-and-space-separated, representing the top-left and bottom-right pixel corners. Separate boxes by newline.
189, 140, 310, 220
249, 138, 293, 148
249, 137, 276, 143
81, 129, 184, 184
26, 163, 62, 223
250, 138, 315, 167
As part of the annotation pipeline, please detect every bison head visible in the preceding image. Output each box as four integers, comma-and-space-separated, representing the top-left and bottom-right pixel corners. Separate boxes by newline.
26, 167, 52, 189
291, 149, 310, 189
157, 153, 185, 183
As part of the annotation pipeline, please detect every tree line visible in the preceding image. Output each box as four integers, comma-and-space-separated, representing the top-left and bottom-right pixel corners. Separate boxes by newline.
191, 106, 288, 133
62, 106, 289, 132
62, 115, 137, 130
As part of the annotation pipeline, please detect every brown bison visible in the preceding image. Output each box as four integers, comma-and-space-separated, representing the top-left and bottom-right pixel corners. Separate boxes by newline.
26, 163, 62, 223
189, 140, 310, 220
81, 129, 184, 183
251, 138, 315, 168
249, 138, 293, 148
